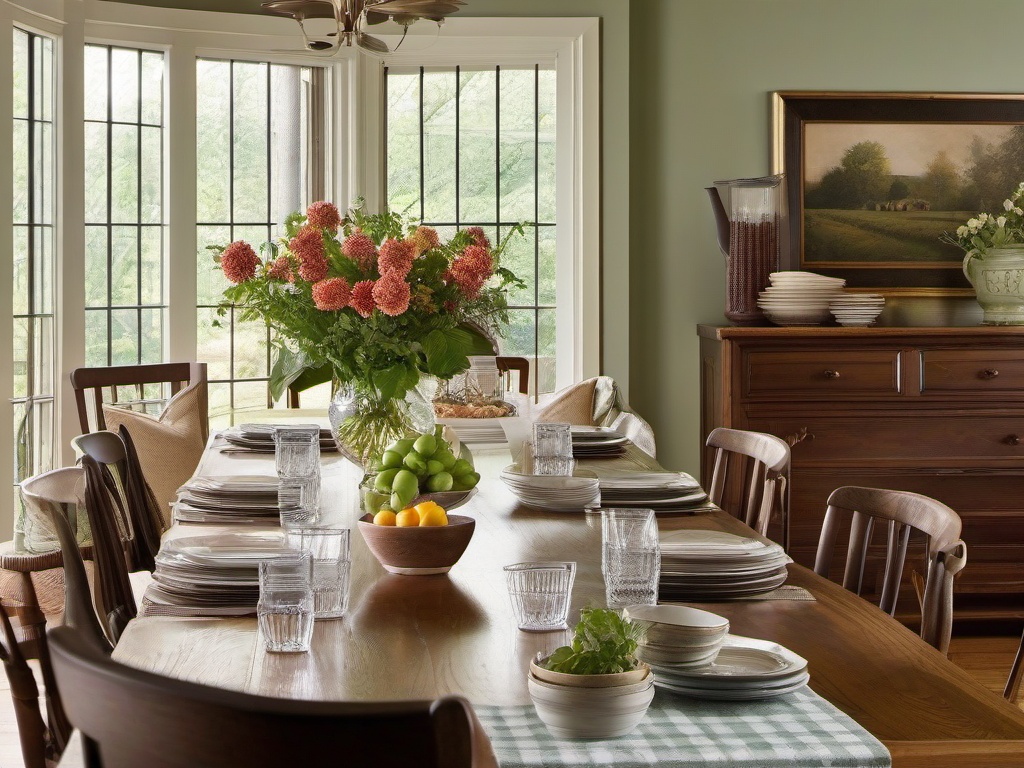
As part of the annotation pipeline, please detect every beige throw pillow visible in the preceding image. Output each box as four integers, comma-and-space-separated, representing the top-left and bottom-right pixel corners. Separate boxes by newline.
534, 378, 598, 426
102, 380, 206, 525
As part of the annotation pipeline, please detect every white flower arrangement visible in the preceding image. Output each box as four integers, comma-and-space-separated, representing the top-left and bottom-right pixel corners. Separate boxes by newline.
943, 182, 1024, 266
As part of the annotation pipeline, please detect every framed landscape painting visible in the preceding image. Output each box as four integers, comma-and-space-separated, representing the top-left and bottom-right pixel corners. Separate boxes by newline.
772, 91, 1024, 294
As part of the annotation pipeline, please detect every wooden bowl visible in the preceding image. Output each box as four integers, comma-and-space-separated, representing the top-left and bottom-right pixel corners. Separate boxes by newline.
357, 514, 476, 575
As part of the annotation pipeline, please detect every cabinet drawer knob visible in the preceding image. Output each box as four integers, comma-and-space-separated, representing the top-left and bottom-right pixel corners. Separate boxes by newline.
823, 369, 841, 379
980, 368, 1000, 379
1005, 434, 1021, 446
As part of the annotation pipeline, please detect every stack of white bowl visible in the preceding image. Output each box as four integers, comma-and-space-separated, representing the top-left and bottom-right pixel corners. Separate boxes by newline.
757, 271, 846, 326
527, 658, 655, 738
625, 604, 729, 668
499, 464, 600, 512
829, 293, 885, 326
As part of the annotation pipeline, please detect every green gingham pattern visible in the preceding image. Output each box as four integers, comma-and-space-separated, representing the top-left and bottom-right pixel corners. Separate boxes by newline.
477, 687, 891, 767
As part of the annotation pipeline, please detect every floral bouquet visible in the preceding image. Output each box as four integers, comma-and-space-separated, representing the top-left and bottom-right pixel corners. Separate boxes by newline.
212, 199, 523, 463
943, 181, 1024, 267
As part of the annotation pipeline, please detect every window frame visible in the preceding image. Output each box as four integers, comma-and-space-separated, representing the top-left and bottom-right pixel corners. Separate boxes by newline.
371, 18, 601, 392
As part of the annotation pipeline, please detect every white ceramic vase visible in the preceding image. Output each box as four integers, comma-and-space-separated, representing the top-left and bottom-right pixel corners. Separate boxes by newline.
965, 245, 1024, 325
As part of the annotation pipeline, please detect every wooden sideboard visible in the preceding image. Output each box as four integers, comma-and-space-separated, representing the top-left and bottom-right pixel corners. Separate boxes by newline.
698, 324, 1024, 623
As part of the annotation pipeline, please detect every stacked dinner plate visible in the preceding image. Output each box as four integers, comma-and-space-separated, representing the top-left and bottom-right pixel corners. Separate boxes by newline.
658, 529, 792, 601
500, 465, 600, 512
594, 469, 711, 514
829, 293, 885, 327
757, 271, 846, 326
625, 604, 730, 668
571, 426, 629, 458
145, 532, 290, 616
643, 635, 810, 701
174, 475, 293, 524
221, 424, 337, 453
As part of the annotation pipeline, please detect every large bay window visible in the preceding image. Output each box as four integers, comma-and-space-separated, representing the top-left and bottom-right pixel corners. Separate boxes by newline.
0, 2, 597, 537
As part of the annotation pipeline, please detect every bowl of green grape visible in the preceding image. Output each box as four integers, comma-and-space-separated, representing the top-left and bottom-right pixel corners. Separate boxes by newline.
361, 427, 480, 517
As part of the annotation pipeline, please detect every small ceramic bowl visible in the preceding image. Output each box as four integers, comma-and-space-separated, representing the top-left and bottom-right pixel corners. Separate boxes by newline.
527, 674, 655, 738
357, 513, 475, 575
529, 658, 651, 688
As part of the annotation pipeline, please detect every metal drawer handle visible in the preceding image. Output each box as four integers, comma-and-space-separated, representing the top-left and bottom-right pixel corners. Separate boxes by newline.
981, 368, 1000, 379
1005, 434, 1021, 446
823, 369, 840, 379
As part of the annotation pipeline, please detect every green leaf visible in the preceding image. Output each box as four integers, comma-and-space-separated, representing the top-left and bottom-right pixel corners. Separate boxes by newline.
422, 327, 472, 378
268, 346, 309, 401
373, 363, 415, 401
459, 322, 498, 355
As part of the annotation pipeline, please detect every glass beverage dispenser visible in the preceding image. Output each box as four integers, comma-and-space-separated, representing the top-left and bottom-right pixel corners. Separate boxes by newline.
706, 174, 785, 325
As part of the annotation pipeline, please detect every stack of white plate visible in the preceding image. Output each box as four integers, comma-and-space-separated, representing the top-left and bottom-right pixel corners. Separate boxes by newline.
594, 469, 710, 514
220, 424, 336, 453
829, 293, 885, 327
174, 475, 291, 524
644, 635, 810, 701
571, 426, 629, 458
144, 532, 290, 616
757, 271, 846, 326
658, 530, 792, 601
625, 604, 730, 668
500, 464, 600, 512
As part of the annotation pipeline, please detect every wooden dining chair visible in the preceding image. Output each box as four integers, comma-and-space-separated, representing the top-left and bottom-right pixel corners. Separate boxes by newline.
1006, 629, 1024, 702
24, 469, 113, 654
1, 466, 113, 768
69, 362, 208, 436
705, 427, 791, 543
495, 356, 529, 395
79, 456, 137, 646
72, 429, 166, 573
48, 625, 496, 768
814, 485, 966, 653
0, 600, 69, 768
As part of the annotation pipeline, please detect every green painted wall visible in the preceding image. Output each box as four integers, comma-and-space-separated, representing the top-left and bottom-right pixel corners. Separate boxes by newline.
628, 0, 1024, 475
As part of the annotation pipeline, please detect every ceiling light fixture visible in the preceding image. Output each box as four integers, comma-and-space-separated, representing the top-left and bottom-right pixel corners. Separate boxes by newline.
261, 0, 466, 55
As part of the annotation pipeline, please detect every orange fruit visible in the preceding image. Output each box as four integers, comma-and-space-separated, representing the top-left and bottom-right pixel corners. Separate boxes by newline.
396, 508, 420, 527
373, 509, 397, 526
417, 502, 448, 527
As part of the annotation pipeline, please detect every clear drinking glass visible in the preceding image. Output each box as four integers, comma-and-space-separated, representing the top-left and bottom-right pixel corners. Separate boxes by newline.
278, 475, 321, 529
274, 425, 322, 528
503, 561, 576, 632
533, 422, 572, 458
285, 528, 351, 619
258, 553, 314, 653
532, 456, 577, 476
273, 425, 321, 478
601, 508, 660, 608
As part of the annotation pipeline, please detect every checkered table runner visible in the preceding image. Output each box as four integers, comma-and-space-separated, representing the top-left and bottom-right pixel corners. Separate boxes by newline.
476, 687, 890, 767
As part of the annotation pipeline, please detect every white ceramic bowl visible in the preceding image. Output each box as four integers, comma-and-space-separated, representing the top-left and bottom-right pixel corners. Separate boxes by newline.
762, 306, 832, 326
530, 659, 651, 688
528, 674, 655, 739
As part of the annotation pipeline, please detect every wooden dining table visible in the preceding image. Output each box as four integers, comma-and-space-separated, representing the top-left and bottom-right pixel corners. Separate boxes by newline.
61, 438, 1024, 768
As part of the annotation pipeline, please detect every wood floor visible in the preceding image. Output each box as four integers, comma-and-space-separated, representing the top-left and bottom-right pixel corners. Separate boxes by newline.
0, 634, 1020, 767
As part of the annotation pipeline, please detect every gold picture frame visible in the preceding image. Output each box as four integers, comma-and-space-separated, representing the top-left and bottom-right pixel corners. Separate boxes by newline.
772, 91, 1024, 296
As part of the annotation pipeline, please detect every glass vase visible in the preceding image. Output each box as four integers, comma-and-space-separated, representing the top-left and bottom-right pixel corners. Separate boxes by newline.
328, 377, 436, 467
